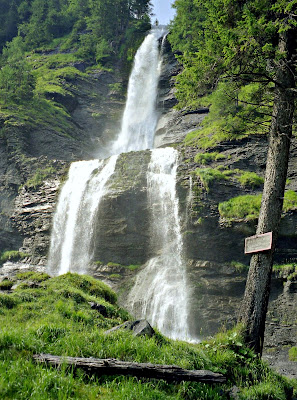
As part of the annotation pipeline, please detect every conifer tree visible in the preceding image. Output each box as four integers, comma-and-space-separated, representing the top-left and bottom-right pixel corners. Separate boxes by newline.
170, 0, 297, 353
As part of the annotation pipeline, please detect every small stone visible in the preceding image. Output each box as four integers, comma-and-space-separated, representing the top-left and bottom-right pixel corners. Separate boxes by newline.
104, 319, 155, 338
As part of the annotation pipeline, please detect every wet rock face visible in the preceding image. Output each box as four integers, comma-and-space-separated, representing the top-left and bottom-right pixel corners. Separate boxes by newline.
11, 178, 62, 265
155, 37, 209, 148
93, 151, 152, 266
177, 135, 297, 265
0, 67, 126, 257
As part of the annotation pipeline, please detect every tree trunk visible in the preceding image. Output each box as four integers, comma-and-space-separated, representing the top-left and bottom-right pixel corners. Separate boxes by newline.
33, 354, 226, 383
238, 30, 296, 355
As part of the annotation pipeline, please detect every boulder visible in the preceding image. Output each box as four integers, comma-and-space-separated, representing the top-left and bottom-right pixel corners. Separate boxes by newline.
105, 319, 155, 338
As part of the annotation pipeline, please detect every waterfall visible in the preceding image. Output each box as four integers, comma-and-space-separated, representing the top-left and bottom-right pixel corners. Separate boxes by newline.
127, 148, 191, 341
48, 28, 165, 275
48, 156, 117, 275
111, 28, 165, 154
47, 27, 194, 341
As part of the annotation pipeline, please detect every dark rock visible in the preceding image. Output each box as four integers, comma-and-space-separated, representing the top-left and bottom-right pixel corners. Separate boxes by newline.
93, 151, 152, 266
105, 319, 155, 337
89, 302, 108, 317
229, 386, 240, 400
11, 280, 41, 290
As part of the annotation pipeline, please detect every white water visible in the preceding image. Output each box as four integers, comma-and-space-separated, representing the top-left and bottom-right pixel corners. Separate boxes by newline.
127, 148, 191, 341
111, 28, 165, 154
47, 28, 194, 341
48, 156, 117, 275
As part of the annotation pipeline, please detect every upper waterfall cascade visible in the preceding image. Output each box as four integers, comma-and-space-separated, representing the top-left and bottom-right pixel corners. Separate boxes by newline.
48, 27, 194, 340
111, 28, 166, 154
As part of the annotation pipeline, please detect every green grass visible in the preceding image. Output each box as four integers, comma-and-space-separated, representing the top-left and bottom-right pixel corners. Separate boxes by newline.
0, 280, 14, 290
230, 261, 249, 273
25, 166, 57, 189
219, 190, 297, 221
194, 152, 226, 165
219, 194, 262, 221
0, 272, 294, 399
0, 250, 28, 264
289, 347, 297, 361
194, 168, 229, 191
236, 172, 264, 189
283, 190, 297, 212
273, 263, 297, 280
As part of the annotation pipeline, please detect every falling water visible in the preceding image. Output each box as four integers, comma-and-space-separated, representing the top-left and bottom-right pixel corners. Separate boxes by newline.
111, 28, 165, 154
47, 27, 193, 341
127, 148, 191, 341
48, 156, 117, 275
48, 28, 165, 275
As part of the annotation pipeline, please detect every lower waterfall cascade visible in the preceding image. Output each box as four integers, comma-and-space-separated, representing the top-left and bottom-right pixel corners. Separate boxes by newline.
127, 148, 192, 341
47, 27, 196, 341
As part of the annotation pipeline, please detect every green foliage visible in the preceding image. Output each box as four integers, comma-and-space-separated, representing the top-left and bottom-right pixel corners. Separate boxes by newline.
0, 36, 35, 104
0, 280, 14, 290
194, 168, 228, 191
194, 152, 226, 165
25, 166, 57, 189
0, 273, 293, 399
107, 262, 122, 268
46, 273, 118, 305
283, 190, 297, 212
236, 172, 264, 189
230, 261, 249, 273
0, 250, 27, 264
219, 194, 262, 221
16, 271, 51, 282
239, 381, 288, 400
272, 263, 296, 278
183, 82, 272, 148
219, 190, 297, 221
125, 264, 141, 271
289, 347, 297, 361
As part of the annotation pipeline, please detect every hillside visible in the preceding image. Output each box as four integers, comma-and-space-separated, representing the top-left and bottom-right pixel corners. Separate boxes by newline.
0, 270, 295, 399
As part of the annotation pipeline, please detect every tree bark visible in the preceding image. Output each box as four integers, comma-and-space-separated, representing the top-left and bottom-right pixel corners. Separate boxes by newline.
33, 354, 226, 383
238, 30, 296, 355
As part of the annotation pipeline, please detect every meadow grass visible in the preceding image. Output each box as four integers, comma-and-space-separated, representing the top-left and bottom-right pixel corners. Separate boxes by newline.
0, 272, 294, 399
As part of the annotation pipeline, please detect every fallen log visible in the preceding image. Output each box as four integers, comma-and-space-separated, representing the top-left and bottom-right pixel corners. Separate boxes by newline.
33, 353, 226, 383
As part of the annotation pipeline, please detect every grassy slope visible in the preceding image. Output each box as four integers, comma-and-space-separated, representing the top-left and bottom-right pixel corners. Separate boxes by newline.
0, 272, 295, 399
